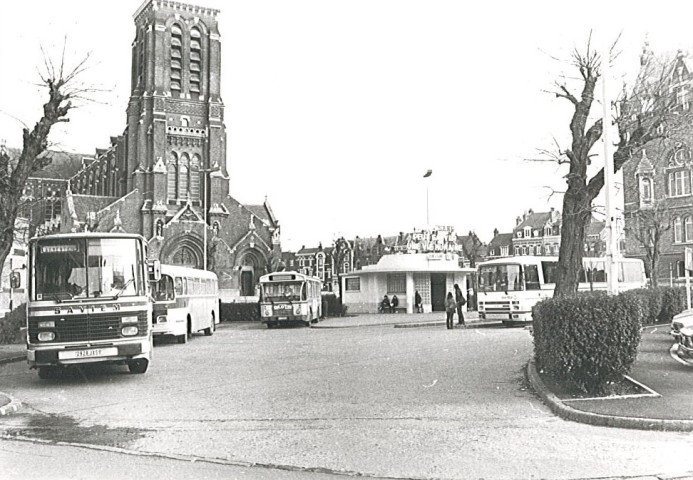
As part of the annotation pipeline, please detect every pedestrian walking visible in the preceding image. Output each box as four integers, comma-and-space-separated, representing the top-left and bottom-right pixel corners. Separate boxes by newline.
445, 292, 456, 329
454, 283, 466, 326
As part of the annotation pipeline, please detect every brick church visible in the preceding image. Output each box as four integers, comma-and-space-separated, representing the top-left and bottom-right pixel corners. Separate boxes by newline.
22, 0, 281, 300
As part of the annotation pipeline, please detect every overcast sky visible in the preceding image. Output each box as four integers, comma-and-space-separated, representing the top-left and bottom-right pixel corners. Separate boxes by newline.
1, 1, 692, 251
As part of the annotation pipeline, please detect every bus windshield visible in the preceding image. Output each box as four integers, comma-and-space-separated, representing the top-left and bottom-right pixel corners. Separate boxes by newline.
34, 237, 144, 301
478, 264, 523, 292
262, 282, 304, 302
152, 274, 175, 301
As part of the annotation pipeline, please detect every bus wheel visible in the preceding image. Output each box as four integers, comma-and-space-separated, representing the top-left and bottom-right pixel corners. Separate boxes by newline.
38, 366, 61, 380
128, 359, 149, 374
204, 313, 215, 336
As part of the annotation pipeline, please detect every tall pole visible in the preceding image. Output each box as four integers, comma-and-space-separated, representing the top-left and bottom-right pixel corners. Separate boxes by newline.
602, 45, 618, 294
426, 183, 429, 226
203, 169, 208, 270
423, 169, 432, 226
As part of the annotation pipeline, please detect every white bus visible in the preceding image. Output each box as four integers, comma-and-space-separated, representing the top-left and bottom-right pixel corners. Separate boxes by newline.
259, 271, 322, 328
24, 232, 159, 378
150, 264, 219, 343
477, 256, 647, 324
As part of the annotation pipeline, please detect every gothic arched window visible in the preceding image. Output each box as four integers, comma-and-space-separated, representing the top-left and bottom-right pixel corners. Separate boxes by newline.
178, 154, 189, 199
170, 23, 183, 97
190, 155, 200, 200
189, 27, 202, 98
167, 154, 177, 200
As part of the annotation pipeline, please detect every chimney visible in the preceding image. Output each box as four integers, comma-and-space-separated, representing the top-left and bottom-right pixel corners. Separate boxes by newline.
516, 216, 522, 226
493, 228, 499, 237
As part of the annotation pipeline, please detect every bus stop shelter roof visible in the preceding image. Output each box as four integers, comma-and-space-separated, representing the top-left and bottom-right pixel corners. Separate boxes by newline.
346, 253, 476, 275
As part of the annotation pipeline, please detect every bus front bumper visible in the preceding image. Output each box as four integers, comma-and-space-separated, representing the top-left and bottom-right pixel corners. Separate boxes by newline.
27, 337, 152, 368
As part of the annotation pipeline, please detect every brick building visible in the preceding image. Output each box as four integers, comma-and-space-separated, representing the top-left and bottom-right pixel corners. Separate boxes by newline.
13, 0, 280, 300
623, 45, 693, 284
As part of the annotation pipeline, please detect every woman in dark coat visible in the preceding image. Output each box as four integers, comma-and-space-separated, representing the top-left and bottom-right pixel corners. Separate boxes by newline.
454, 283, 466, 326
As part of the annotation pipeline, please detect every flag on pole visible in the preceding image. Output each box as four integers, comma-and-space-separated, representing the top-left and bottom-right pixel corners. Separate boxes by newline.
423, 169, 432, 178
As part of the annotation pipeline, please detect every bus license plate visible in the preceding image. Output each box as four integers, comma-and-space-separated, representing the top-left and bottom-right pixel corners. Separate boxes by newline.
58, 347, 118, 360
277, 317, 288, 320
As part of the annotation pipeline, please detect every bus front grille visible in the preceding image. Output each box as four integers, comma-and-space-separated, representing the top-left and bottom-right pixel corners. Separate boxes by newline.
29, 313, 149, 343
483, 301, 511, 313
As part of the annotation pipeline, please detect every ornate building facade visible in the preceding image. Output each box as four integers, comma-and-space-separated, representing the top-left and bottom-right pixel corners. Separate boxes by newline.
623, 46, 693, 284
19, 0, 280, 300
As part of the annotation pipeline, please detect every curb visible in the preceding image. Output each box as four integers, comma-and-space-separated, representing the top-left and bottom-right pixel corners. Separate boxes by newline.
526, 358, 693, 432
0, 355, 24, 366
0, 392, 21, 416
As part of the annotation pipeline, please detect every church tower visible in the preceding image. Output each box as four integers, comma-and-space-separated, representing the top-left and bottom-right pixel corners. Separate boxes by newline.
127, 0, 230, 259
58, 0, 280, 297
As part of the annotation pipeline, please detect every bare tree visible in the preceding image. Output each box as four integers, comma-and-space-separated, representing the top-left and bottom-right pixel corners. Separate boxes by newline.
0, 48, 91, 276
626, 200, 671, 288
551, 37, 681, 296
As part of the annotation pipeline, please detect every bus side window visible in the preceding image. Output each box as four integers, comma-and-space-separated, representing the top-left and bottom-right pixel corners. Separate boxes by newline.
524, 265, 540, 290
175, 277, 183, 296
302, 283, 307, 301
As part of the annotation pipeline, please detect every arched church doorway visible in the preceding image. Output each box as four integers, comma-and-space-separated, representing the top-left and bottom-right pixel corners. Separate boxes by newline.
237, 249, 267, 296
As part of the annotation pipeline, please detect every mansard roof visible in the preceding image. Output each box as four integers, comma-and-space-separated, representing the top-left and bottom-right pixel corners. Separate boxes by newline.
514, 211, 554, 231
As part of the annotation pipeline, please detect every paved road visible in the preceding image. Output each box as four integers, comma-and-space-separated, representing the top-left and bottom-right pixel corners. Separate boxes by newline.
1, 318, 693, 479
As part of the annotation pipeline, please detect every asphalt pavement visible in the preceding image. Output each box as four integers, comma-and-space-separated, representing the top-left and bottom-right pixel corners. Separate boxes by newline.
2, 314, 692, 432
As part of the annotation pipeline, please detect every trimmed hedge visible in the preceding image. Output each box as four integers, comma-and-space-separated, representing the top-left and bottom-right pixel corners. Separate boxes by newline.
321, 293, 347, 317
220, 302, 260, 322
0, 304, 26, 344
533, 292, 643, 394
658, 286, 687, 322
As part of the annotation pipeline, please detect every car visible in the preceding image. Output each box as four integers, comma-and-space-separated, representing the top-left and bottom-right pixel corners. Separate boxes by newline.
671, 308, 693, 341
677, 326, 693, 361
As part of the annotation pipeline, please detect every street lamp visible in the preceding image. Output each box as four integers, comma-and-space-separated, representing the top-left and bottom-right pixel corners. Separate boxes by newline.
202, 161, 220, 270
423, 169, 432, 226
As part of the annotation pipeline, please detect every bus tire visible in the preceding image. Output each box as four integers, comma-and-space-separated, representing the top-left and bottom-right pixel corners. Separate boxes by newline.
38, 366, 61, 380
204, 313, 215, 336
128, 359, 149, 374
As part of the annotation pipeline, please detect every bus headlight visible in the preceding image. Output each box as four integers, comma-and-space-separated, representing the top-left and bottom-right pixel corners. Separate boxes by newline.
121, 316, 138, 324
38, 331, 55, 341
293, 304, 304, 316
262, 305, 272, 317
156, 315, 167, 324
122, 326, 139, 336
38, 320, 55, 328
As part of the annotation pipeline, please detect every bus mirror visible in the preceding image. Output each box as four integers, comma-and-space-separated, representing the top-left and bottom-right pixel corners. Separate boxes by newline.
148, 260, 162, 282
10, 271, 20, 289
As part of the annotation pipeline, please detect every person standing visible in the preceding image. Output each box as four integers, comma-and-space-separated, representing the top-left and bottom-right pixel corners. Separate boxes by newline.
445, 292, 456, 329
414, 290, 423, 313
454, 283, 466, 326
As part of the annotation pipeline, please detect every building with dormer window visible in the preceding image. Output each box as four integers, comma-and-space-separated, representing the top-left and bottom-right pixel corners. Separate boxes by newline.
623, 44, 693, 283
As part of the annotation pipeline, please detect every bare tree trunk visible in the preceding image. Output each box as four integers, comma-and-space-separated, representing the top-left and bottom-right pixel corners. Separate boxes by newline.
555, 193, 592, 297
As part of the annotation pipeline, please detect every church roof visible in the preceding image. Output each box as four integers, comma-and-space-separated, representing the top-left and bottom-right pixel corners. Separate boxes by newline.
8, 148, 93, 180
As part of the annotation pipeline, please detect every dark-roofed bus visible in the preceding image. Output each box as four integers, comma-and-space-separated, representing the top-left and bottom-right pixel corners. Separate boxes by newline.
150, 264, 219, 343
476, 255, 647, 325
259, 271, 322, 328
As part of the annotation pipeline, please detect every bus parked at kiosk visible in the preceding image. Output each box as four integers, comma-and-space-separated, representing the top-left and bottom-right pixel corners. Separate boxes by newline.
259, 271, 322, 328
23, 232, 159, 379
476, 255, 647, 324
150, 264, 219, 343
